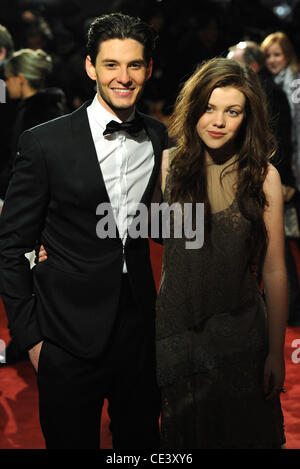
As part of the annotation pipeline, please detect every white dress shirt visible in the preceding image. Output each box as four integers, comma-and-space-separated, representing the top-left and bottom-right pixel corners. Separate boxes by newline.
87, 94, 154, 272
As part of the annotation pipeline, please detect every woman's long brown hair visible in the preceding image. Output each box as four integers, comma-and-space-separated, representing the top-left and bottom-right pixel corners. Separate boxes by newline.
168, 58, 277, 265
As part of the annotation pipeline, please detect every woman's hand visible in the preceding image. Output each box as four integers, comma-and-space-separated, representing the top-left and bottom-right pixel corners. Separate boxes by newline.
264, 352, 285, 400
38, 244, 48, 262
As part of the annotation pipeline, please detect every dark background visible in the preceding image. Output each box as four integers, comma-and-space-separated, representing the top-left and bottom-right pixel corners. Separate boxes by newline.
1, 0, 300, 114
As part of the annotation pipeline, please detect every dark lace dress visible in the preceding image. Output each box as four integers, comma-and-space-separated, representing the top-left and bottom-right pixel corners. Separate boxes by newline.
156, 156, 285, 449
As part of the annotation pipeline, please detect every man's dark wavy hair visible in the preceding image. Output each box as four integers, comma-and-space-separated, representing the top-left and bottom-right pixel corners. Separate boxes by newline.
86, 12, 157, 65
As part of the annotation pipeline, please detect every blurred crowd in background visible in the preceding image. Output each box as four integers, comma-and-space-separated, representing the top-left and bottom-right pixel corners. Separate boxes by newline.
1, 0, 300, 115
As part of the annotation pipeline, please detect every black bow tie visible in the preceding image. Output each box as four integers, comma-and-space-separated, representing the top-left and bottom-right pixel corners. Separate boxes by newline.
103, 118, 144, 137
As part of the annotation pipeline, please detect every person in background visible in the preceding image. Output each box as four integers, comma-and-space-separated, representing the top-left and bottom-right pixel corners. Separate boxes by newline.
155, 58, 287, 448
261, 32, 300, 326
5, 48, 68, 158
261, 32, 300, 192
0, 24, 14, 87
227, 40, 294, 192
0, 24, 14, 77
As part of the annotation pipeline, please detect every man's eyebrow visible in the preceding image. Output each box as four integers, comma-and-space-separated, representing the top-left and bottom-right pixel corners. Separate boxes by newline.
101, 59, 118, 63
129, 59, 146, 64
101, 59, 146, 64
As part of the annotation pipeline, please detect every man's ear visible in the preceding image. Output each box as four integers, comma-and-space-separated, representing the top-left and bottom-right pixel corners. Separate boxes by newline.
18, 73, 26, 85
146, 58, 153, 81
85, 55, 97, 81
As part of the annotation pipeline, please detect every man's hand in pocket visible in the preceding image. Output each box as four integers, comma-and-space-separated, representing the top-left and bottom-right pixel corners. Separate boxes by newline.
28, 341, 43, 373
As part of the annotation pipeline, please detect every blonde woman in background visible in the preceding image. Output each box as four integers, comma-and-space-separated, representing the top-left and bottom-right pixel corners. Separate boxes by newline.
5, 48, 68, 157
261, 32, 300, 192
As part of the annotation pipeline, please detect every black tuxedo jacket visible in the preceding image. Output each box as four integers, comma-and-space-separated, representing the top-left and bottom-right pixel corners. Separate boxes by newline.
0, 101, 168, 359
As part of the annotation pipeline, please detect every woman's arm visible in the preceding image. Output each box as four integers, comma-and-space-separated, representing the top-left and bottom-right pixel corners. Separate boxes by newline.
161, 149, 170, 194
262, 164, 288, 399
149, 149, 170, 244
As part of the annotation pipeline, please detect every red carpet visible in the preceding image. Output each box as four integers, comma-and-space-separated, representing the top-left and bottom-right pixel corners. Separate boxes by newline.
0, 240, 299, 449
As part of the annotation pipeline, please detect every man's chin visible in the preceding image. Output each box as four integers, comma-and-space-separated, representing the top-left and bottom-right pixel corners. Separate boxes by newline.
98, 93, 140, 117
110, 99, 136, 111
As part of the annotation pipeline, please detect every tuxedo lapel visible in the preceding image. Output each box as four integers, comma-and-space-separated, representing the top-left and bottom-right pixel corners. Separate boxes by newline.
70, 101, 121, 239
70, 101, 111, 209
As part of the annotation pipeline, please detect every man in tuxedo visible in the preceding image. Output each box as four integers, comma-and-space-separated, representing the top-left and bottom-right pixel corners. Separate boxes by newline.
0, 13, 168, 449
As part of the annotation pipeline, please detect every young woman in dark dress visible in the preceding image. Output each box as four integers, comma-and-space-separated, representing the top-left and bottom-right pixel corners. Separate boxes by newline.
156, 58, 287, 449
